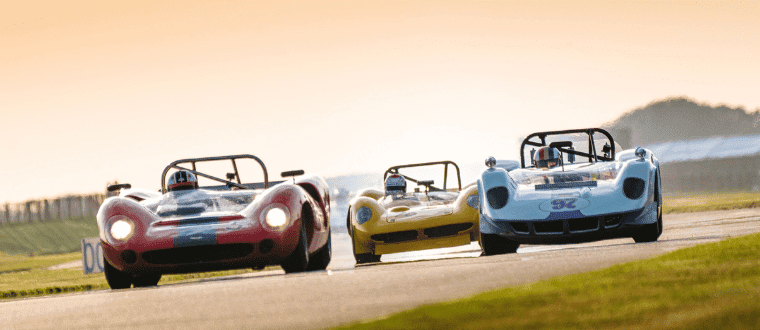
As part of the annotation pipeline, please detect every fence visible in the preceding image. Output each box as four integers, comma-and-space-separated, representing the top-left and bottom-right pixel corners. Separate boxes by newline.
0, 194, 106, 225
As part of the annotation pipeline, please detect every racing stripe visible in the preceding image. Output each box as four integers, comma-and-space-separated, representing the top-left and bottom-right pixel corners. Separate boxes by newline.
174, 218, 219, 248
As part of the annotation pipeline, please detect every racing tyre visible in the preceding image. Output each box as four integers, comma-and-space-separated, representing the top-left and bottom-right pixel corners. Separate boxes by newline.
480, 233, 519, 255
354, 253, 381, 264
132, 273, 162, 287
632, 218, 660, 243
348, 208, 381, 264
104, 257, 132, 289
281, 221, 310, 273
306, 229, 332, 271
633, 176, 662, 243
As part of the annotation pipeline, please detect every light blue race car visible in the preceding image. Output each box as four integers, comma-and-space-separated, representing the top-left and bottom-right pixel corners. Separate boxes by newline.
477, 128, 662, 255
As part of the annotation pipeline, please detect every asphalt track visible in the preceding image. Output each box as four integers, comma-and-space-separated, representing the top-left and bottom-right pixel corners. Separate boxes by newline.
5, 209, 760, 330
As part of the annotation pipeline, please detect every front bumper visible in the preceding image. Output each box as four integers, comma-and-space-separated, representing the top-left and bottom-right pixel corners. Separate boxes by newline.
480, 203, 655, 244
102, 221, 302, 275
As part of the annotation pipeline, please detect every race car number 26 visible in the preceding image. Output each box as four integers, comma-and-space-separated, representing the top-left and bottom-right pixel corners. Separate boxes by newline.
552, 198, 577, 210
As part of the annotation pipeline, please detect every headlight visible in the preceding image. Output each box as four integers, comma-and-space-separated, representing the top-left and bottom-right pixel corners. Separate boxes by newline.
466, 194, 480, 209
110, 218, 135, 241
486, 187, 509, 209
356, 206, 372, 225
597, 162, 622, 181
265, 207, 289, 228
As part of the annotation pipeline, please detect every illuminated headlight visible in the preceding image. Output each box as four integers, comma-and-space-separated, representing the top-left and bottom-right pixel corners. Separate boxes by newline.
466, 194, 480, 209
265, 207, 289, 228
597, 162, 622, 181
110, 218, 135, 241
356, 206, 372, 225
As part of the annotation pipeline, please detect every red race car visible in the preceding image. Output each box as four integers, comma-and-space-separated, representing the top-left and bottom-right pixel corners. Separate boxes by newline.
98, 154, 331, 289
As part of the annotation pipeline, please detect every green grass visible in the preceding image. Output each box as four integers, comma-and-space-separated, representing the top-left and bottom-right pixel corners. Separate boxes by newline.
663, 191, 760, 214
336, 232, 760, 329
0, 216, 99, 255
0, 251, 274, 299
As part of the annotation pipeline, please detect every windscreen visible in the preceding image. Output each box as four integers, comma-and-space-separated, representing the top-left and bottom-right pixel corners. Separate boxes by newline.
521, 131, 620, 167
510, 162, 621, 187
143, 190, 258, 218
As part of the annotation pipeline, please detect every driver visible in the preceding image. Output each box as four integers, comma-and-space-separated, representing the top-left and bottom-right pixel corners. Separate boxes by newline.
167, 170, 199, 192
534, 146, 562, 170
384, 174, 407, 197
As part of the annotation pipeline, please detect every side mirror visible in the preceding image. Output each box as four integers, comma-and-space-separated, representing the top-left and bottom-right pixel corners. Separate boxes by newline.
602, 143, 612, 158
567, 146, 575, 164
281, 170, 305, 178
107, 183, 132, 192
418, 180, 434, 192
226, 173, 237, 181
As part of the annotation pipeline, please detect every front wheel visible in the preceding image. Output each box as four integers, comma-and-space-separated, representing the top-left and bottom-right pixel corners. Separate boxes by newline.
281, 222, 309, 273
480, 233, 519, 255
633, 176, 662, 243
104, 257, 132, 289
632, 207, 661, 243
132, 273, 162, 287
306, 229, 332, 271
354, 253, 381, 264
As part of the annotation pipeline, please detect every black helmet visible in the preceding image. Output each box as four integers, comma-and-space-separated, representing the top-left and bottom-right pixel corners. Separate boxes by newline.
168, 170, 198, 191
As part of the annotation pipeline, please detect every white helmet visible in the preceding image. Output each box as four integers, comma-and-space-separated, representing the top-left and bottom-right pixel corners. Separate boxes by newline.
384, 174, 407, 196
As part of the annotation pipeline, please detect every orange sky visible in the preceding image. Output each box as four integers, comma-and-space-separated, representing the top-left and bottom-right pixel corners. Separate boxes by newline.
2, 0, 759, 202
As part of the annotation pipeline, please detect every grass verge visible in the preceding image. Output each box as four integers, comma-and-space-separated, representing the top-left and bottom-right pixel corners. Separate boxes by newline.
0, 216, 98, 255
0, 251, 277, 300
336, 232, 760, 329
663, 191, 760, 214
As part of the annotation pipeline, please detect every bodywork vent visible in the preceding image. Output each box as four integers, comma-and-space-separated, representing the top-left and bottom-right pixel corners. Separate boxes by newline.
510, 222, 529, 234
142, 244, 254, 265
569, 217, 599, 232
423, 223, 473, 238
371, 231, 418, 243
534, 220, 563, 234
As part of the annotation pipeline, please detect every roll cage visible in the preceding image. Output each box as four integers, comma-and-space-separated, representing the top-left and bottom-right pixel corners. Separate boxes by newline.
383, 160, 462, 192
519, 128, 616, 168
160, 154, 284, 193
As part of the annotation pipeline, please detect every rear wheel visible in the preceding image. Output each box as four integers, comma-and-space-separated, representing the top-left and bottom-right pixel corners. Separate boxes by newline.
480, 233, 519, 255
104, 257, 132, 289
306, 229, 332, 271
281, 221, 309, 273
132, 273, 162, 288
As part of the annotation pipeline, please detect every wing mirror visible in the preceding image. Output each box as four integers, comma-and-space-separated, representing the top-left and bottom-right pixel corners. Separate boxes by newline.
281, 170, 305, 183
107, 183, 132, 192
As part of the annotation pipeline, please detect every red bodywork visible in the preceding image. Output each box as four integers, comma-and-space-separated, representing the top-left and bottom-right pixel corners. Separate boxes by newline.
97, 175, 330, 275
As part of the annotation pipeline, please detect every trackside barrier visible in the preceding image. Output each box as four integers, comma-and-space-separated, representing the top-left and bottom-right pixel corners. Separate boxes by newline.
0, 194, 105, 225
81, 237, 105, 274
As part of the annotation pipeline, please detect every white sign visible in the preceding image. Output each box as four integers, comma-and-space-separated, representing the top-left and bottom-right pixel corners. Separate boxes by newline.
81, 237, 104, 274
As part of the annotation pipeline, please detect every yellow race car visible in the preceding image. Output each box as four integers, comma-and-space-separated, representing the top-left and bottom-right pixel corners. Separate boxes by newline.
347, 161, 480, 264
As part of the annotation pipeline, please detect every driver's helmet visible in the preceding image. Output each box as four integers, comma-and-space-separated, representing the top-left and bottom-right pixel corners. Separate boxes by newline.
168, 170, 198, 191
534, 146, 561, 169
385, 174, 407, 196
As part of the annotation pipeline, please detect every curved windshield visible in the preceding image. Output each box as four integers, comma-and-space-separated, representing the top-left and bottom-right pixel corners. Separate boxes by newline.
142, 189, 259, 218
380, 191, 459, 208
510, 162, 621, 187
